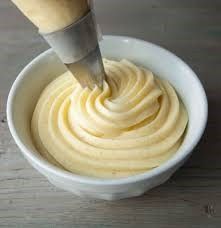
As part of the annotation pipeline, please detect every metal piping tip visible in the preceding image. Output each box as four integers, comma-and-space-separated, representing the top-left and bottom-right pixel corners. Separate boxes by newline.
66, 45, 105, 90
40, 11, 105, 90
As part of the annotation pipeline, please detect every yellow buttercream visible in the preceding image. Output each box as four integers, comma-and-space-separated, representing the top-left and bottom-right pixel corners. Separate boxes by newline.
31, 59, 188, 178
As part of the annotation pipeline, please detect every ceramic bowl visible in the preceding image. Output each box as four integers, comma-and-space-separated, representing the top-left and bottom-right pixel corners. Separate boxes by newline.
7, 36, 208, 200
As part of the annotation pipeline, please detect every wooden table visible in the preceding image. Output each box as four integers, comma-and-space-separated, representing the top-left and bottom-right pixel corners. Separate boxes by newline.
0, 0, 221, 227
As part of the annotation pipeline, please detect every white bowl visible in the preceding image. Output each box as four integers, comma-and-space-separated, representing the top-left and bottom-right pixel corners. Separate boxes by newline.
7, 36, 208, 200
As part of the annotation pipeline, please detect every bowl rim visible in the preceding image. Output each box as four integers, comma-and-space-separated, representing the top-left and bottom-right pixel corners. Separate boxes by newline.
7, 35, 208, 186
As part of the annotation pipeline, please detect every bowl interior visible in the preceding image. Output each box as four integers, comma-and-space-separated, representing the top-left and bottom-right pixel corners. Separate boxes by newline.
8, 36, 207, 181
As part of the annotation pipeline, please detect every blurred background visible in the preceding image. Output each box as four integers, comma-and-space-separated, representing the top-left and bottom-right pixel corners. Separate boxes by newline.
0, 0, 221, 227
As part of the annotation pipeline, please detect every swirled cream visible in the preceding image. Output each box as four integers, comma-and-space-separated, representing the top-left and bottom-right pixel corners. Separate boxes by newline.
31, 59, 188, 178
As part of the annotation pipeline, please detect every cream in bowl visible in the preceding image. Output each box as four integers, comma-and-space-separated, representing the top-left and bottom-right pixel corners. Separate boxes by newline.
7, 36, 207, 200
31, 59, 188, 178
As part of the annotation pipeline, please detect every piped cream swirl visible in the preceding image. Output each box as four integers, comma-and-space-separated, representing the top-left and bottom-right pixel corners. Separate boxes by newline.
31, 59, 188, 178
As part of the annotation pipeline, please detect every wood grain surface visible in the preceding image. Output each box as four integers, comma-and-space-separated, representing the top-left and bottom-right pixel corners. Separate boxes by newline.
0, 0, 221, 227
